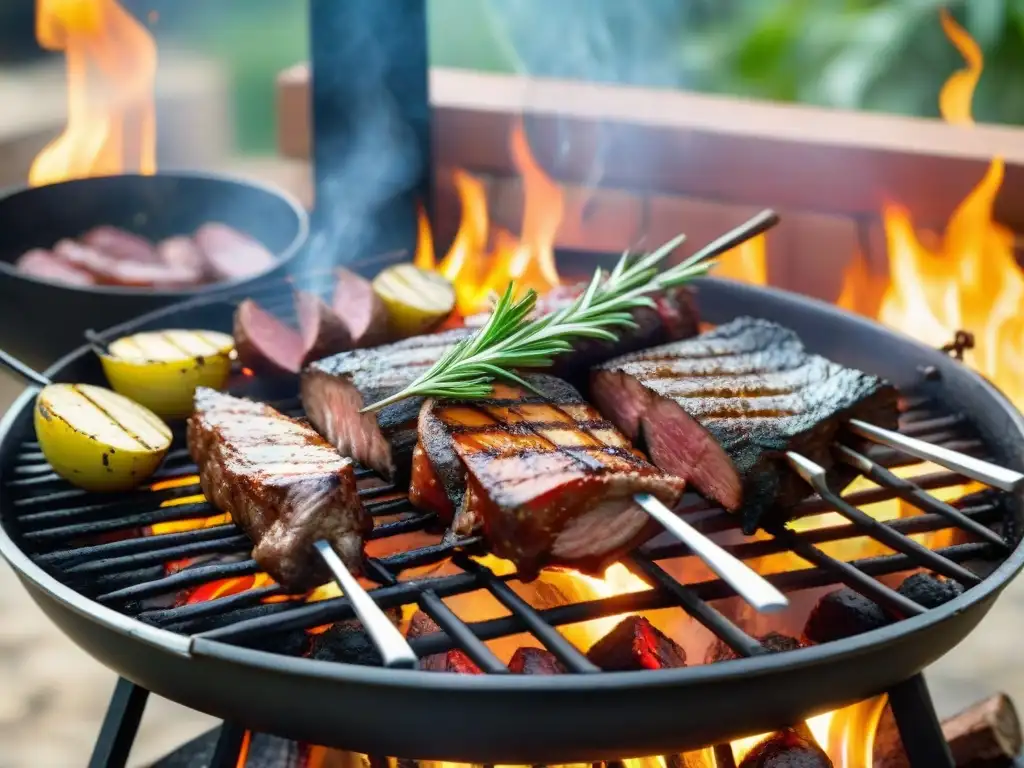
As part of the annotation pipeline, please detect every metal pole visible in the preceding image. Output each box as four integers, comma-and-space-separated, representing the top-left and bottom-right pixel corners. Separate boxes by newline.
308, 0, 431, 274
87, 678, 149, 768
888, 674, 955, 768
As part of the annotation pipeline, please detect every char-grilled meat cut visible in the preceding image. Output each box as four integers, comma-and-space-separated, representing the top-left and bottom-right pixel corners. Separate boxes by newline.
187, 387, 369, 591
591, 317, 899, 533
302, 328, 473, 484
408, 374, 685, 578
303, 284, 700, 486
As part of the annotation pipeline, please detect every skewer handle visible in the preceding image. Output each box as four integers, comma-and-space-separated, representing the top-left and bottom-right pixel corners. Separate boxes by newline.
0, 348, 52, 388
633, 493, 789, 613
848, 418, 1024, 493
314, 540, 418, 669
680, 209, 780, 269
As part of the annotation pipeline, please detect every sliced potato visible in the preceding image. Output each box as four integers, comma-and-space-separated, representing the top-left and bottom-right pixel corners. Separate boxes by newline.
34, 383, 172, 491
372, 264, 455, 338
100, 329, 234, 418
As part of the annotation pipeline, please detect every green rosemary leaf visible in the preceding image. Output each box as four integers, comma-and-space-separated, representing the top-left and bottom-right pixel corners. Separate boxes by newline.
358, 219, 765, 412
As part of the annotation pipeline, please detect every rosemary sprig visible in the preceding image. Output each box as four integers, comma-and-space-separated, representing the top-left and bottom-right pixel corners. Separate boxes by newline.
362, 210, 778, 412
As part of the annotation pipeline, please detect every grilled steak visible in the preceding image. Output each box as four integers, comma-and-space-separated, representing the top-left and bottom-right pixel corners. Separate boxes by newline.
408, 374, 685, 578
591, 317, 899, 533
302, 328, 472, 484
303, 285, 699, 486
187, 387, 369, 591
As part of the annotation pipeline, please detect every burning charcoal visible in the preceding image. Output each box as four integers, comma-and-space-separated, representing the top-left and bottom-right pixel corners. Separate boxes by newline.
897, 572, 965, 609
586, 616, 687, 671
705, 632, 803, 664
309, 621, 384, 666
238, 628, 311, 659
737, 728, 833, 768
406, 610, 483, 674
509, 647, 566, 675
802, 588, 889, 645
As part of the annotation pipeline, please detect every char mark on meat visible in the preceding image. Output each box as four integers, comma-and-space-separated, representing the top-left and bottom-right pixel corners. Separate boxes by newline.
300, 328, 472, 484
303, 284, 700, 488
410, 374, 685, 578
187, 387, 369, 591
591, 317, 899, 533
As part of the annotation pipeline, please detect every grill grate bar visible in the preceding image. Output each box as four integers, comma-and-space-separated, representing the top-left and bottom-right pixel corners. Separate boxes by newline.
404, 544, 990, 658
137, 585, 284, 627
454, 556, 601, 673
416, 589, 509, 673
195, 571, 501, 642
837, 447, 1008, 549
768, 526, 924, 617
97, 559, 261, 605
65, 535, 252, 576
812, 484, 981, 586
186, 538, 992, 646
21, 502, 214, 542
898, 414, 964, 438
624, 553, 764, 658
685, 469, 972, 535
35, 524, 241, 565
644, 502, 1000, 563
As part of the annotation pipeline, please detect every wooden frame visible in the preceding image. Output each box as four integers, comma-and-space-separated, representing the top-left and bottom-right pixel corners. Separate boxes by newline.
277, 65, 1024, 299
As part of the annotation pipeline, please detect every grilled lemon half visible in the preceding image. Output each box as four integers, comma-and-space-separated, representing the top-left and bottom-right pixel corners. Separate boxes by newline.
34, 383, 172, 492
372, 264, 456, 337
100, 329, 235, 419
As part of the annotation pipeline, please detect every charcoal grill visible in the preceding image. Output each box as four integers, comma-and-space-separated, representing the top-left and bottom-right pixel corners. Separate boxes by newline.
0, 276, 1022, 767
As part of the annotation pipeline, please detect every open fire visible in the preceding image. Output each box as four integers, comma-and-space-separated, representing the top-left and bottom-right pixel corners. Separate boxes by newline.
29, 0, 157, 186
27, 3, 1007, 765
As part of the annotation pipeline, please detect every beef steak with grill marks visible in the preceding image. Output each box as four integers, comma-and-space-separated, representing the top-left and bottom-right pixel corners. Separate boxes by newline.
187, 387, 369, 591
591, 317, 899, 532
408, 374, 686, 578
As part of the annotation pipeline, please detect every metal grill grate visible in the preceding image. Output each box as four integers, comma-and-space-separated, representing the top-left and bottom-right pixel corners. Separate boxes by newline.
2, 375, 1011, 673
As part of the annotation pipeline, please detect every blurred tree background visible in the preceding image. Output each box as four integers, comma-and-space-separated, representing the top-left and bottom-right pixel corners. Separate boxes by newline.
3, 0, 1019, 155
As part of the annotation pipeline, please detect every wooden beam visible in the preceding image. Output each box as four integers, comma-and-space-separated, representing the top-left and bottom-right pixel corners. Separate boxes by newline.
277, 65, 1024, 232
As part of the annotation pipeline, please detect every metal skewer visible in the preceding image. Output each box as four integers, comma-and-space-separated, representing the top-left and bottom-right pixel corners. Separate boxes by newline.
314, 541, 418, 669
633, 493, 789, 613
785, 451, 981, 586
848, 418, 1024, 493
678, 209, 780, 268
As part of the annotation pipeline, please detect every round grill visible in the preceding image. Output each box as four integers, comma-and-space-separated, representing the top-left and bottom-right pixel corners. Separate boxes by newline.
0, 276, 1021, 763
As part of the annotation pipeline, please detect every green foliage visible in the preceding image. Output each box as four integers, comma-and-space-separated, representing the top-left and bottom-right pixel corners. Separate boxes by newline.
676, 0, 1024, 126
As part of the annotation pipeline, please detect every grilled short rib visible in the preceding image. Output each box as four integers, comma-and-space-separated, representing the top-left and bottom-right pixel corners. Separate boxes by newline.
301, 328, 472, 484
591, 317, 899, 533
187, 387, 369, 590
302, 285, 699, 486
407, 374, 686, 577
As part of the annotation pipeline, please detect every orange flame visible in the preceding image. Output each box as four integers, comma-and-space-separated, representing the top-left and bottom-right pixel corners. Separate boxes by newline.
30, 0, 157, 186
712, 233, 768, 285
418, 122, 562, 314
839, 10, 1024, 408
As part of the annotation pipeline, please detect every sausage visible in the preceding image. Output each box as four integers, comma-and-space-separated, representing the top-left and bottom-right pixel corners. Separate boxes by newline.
295, 289, 353, 366
233, 298, 303, 375
333, 267, 390, 347
81, 226, 160, 264
15, 249, 95, 286
53, 239, 197, 288
194, 223, 276, 282
157, 236, 208, 283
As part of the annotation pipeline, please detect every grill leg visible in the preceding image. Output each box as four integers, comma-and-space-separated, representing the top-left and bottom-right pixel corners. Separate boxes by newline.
87, 678, 149, 768
888, 674, 954, 768
210, 723, 248, 768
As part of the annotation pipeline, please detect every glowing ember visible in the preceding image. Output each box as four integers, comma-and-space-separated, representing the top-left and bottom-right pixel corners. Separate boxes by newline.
30, 0, 157, 186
